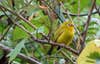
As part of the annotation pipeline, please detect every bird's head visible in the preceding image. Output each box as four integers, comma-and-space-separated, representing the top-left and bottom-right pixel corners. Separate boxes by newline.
62, 21, 74, 32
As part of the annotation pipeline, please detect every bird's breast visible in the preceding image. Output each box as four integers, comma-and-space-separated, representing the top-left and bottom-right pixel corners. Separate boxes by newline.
57, 29, 74, 45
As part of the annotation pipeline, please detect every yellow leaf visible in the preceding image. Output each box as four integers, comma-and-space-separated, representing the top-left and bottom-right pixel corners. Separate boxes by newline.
77, 39, 100, 64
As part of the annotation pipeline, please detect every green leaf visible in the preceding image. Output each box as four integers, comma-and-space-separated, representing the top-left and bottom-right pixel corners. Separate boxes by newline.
86, 52, 100, 63
7, 39, 26, 62
87, 52, 100, 59
96, 0, 100, 5
12, 26, 28, 41
65, 0, 91, 13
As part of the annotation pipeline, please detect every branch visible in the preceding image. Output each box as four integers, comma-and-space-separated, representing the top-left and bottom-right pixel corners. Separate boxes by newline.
0, 43, 41, 64
0, 4, 48, 40
0, 3, 79, 55
11, 20, 79, 55
80, 0, 96, 52
0, 25, 12, 41
63, 11, 98, 16
4, 16, 79, 55
40, 0, 98, 18
9, 20, 79, 55
0, 4, 36, 30
94, 3, 100, 15
31, 37, 79, 55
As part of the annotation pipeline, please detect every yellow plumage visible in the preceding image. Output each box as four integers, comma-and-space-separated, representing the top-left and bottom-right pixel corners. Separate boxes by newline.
48, 21, 74, 54
54, 21, 74, 45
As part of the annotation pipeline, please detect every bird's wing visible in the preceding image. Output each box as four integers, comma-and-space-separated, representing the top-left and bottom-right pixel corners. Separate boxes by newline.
54, 27, 65, 41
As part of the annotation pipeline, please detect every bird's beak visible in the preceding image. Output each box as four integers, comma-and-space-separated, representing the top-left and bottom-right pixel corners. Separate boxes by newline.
69, 24, 74, 27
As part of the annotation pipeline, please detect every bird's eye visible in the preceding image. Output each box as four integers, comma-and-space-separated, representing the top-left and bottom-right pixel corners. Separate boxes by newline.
67, 24, 74, 27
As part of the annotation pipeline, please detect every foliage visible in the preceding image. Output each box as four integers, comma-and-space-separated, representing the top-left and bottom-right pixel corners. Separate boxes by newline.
0, 0, 100, 64
77, 40, 100, 64
7, 39, 26, 63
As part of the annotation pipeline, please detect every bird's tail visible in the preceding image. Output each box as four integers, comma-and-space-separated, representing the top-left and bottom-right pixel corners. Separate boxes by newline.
47, 46, 61, 55
47, 46, 54, 55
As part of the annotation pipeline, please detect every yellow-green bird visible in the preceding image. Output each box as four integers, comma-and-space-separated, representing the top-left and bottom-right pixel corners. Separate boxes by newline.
48, 21, 75, 55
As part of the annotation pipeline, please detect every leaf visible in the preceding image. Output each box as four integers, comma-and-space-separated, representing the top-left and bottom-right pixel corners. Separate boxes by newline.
12, 26, 28, 41
64, 0, 91, 13
33, 26, 47, 38
77, 40, 100, 64
87, 52, 100, 60
36, 26, 45, 33
7, 39, 26, 62
96, 0, 100, 5
86, 52, 100, 63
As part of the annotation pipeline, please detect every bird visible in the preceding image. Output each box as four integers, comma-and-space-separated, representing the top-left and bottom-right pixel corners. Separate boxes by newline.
48, 21, 75, 55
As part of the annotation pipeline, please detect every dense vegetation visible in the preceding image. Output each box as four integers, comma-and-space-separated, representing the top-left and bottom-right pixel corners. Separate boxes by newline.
0, 0, 100, 64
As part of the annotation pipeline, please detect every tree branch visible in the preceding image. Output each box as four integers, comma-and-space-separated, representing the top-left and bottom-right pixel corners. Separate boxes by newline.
0, 4, 48, 41
13, 19, 79, 55
8, 20, 79, 55
0, 4, 79, 55
0, 4, 36, 30
94, 3, 100, 15
0, 43, 41, 64
31, 37, 79, 55
80, 0, 96, 52
63, 11, 98, 16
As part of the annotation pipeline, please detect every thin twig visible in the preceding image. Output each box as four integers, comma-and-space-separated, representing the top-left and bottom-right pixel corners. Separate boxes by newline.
12, 21, 79, 55
0, 7, 13, 41
0, 7, 41, 64
94, 3, 100, 15
13, 21, 79, 55
7, 17, 79, 55
61, 51, 74, 64
0, 2, 79, 55
40, 0, 65, 22
0, 25, 12, 41
1, 9, 79, 55
0, 4, 36, 29
31, 37, 79, 55
80, 0, 96, 52
63, 11, 98, 16
0, 43, 41, 64
0, 4, 48, 40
